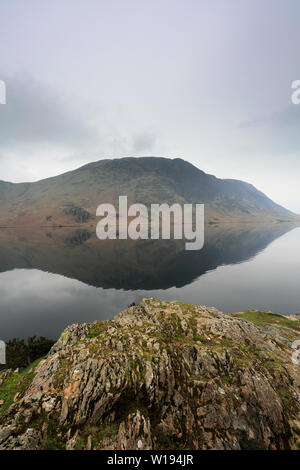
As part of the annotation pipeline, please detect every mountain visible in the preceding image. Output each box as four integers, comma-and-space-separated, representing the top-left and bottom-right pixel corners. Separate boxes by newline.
0, 157, 297, 227
1, 298, 300, 450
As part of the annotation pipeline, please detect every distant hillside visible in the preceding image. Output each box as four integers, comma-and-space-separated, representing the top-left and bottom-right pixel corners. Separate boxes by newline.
0, 157, 296, 226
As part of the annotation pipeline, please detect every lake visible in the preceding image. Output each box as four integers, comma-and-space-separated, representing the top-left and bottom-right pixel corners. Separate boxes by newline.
0, 222, 299, 341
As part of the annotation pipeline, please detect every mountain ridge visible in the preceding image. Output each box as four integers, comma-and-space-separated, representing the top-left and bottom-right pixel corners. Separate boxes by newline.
0, 156, 297, 227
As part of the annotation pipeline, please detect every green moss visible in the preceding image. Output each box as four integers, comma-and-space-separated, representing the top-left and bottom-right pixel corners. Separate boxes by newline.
233, 311, 300, 331
0, 356, 45, 417
258, 350, 284, 370
58, 331, 69, 345
292, 426, 300, 436
53, 356, 72, 388
45, 416, 67, 450
72, 422, 119, 449
193, 334, 207, 343
74, 436, 86, 450
276, 386, 294, 410
87, 321, 110, 338
177, 302, 196, 315
92, 422, 119, 446
74, 419, 125, 449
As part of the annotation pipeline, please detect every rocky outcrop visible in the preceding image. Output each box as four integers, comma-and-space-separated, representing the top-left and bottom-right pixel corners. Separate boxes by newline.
0, 299, 300, 450
63, 206, 91, 224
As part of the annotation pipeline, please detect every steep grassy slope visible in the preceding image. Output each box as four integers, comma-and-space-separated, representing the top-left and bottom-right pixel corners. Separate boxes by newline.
0, 157, 296, 226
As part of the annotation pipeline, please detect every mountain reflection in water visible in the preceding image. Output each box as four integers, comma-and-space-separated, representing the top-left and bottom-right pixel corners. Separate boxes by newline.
0, 222, 299, 340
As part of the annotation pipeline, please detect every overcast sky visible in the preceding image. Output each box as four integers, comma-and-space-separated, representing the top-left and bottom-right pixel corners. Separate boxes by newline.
0, 0, 300, 212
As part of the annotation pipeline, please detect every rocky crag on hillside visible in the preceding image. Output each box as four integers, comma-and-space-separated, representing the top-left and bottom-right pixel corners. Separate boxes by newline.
0, 299, 300, 450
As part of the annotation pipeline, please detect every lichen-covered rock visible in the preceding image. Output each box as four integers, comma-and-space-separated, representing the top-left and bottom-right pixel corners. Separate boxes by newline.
0, 299, 300, 450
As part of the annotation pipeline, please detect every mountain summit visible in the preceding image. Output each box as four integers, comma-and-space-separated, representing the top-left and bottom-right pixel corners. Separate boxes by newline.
0, 157, 296, 226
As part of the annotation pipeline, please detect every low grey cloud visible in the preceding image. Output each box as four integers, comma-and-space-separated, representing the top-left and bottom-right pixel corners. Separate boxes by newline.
132, 131, 158, 154
240, 105, 300, 130
238, 104, 300, 159
0, 72, 161, 182
0, 72, 96, 151
0, 0, 300, 211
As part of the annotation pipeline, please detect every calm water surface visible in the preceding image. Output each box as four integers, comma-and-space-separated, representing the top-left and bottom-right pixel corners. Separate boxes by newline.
0, 223, 299, 340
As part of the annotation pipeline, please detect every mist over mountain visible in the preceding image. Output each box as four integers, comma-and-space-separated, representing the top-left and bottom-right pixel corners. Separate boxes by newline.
0, 157, 296, 227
